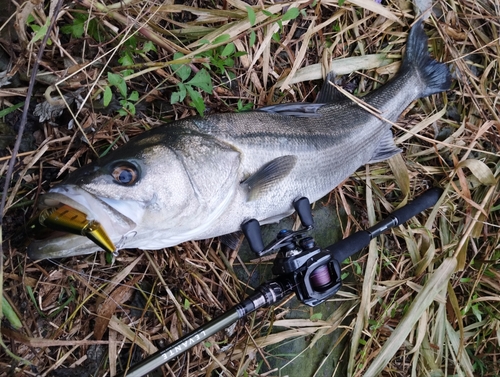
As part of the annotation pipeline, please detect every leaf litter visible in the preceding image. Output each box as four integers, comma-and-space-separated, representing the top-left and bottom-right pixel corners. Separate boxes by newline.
0, 0, 499, 376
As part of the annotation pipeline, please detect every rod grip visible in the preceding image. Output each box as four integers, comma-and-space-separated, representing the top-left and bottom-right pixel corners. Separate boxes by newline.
390, 187, 443, 225
327, 230, 371, 264
328, 187, 443, 262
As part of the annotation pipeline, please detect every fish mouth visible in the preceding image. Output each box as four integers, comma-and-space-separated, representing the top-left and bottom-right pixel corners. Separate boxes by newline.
27, 185, 139, 260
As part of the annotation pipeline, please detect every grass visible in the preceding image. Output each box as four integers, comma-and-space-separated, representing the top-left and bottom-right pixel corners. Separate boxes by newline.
0, 0, 499, 376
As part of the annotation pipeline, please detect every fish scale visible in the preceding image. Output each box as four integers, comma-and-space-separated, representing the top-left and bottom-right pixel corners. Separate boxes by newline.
27, 21, 451, 259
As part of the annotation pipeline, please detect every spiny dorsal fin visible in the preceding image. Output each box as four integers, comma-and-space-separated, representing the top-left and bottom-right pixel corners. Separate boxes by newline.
242, 155, 297, 201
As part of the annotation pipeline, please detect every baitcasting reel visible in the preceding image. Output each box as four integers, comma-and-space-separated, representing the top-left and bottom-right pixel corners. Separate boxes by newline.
242, 197, 342, 307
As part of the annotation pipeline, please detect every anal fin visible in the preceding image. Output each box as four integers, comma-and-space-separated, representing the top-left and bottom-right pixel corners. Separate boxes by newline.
368, 129, 402, 163
242, 155, 297, 201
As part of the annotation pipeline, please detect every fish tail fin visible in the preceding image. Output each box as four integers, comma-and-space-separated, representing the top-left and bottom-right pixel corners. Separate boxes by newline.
403, 20, 451, 97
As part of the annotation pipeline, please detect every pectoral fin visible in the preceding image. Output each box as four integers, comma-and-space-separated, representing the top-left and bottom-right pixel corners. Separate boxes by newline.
368, 129, 402, 163
242, 155, 297, 200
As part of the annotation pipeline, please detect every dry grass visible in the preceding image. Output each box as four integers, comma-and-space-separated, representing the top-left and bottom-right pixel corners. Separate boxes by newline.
1, 0, 499, 376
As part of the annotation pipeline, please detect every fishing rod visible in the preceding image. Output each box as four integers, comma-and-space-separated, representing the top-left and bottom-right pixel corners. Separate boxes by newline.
121, 187, 443, 376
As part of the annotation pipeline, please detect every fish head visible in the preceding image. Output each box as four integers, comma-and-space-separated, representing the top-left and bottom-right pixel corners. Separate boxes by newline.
27, 134, 204, 259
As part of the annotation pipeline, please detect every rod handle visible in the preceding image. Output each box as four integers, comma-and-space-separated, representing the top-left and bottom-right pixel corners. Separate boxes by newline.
390, 187, 443, 225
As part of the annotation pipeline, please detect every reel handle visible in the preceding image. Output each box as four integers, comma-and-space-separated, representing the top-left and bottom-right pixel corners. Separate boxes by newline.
241, 219, 265, 255
293, 197, 314, 228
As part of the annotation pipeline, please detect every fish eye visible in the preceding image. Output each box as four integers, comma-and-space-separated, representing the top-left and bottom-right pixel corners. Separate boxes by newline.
111, 163, 139, 185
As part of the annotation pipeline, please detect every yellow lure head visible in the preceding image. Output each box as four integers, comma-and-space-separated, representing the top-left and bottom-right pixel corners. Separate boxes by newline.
30, 205, 117, 255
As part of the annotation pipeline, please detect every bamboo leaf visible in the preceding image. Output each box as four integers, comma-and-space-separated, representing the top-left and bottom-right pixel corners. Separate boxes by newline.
456, 159, 496, 186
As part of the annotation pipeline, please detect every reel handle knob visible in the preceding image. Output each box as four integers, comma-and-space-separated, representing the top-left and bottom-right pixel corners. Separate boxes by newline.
293, 197, 314, 228
241, 219, 265, 256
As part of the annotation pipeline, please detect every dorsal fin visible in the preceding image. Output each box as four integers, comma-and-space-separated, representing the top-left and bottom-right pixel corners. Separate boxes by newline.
258, 103, 325, 118
316, 72, 349, 103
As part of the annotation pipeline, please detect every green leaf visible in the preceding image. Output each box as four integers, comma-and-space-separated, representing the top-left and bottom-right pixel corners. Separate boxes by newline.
186, 85, 205, 115
118, 52, 134, 67
246, 6, 256, 26
223, 57, 234, 68
0, 102, 24, 117
105, 250, 114, 263
25, 286, 45, 317
121, 69, 134, 77
171, 92, 181, 104
471, 304, 483, 321
310, 313, 323, 321
118, 99, 128, 116
282, 7, 300, 21
103, 86, 113, 107
2, 296, 22, 329
124, 35, 138, 49
31, 18, 50, 43
262, 10, 273, 17
234, 51, 247, 58
272, 32, 280, 43
186, 69, 213, 93
183, 298, 191, 310
171, 83, 187, 104
128, 90, 139, 101
108, 72, 127, 97
210, 56, 226, 74
171, 52, 191, 82
236, 99, 253, 112
249, 30, 256, 47
126, 101, 136, 116
87, 18, 104, 42
61, 14, 86, 38
221, 42, 235, 57
213, 34, 230, 44
143, 41, 157, 53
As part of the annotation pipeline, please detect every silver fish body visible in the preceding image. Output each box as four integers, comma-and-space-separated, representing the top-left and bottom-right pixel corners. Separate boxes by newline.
27, 21, 451, 259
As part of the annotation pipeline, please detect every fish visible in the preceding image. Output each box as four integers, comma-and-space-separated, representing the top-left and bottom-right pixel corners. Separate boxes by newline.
27, 20, 451, 259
